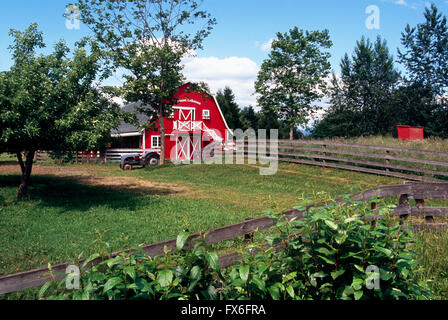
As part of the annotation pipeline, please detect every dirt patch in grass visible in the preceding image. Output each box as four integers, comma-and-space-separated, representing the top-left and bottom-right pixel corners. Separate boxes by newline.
0, 164, 191, 197
76, 175, 190, 196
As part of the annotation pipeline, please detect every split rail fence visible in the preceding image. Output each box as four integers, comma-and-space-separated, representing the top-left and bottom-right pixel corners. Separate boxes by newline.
36, 150, 144, 164
1, 182, 447, 295
38, 140, 448, 183
245, 139, 448, 182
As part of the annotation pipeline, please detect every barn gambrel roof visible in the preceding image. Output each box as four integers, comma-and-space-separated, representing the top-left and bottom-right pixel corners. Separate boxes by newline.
112, 102, 153, 135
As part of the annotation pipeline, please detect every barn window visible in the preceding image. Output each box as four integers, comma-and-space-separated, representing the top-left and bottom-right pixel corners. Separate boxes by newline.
151, 136, 161, 149
203, 109, 210, 120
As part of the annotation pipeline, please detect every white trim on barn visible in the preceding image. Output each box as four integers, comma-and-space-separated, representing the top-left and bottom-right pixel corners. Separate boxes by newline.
111, 131, 144, 138
151, 135, 161, 149
212, 95, 233, 138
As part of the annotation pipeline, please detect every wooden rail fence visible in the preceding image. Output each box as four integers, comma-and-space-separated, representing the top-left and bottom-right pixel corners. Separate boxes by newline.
38, 140, 448, 183
36, 150, 144, 164
1, 182, 447, 295
245, 139, 448, 182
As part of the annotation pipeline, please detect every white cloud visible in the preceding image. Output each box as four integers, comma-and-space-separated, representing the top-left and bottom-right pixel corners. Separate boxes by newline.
182, 55, 260, 106
260, 39, 274, 52
380, 0, 409, 6
255, 39, 274, 52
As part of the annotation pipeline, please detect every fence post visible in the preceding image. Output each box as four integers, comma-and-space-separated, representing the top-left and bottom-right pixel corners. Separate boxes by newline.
244, 218, 255, 243
385, 150, 390, 172
398, 194, 409, 228
322, 144, 327, 165
100, 150, 106, 164
415, 198, 433, 224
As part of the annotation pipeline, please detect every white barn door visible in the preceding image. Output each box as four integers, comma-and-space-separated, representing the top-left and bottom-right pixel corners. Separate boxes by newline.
176, 134, 191, 162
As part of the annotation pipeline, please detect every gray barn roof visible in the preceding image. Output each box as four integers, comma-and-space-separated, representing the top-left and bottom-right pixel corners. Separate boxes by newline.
112, 102, 153, 135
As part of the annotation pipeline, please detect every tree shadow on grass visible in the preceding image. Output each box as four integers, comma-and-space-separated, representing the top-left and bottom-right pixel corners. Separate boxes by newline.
0, 174, 180, 212
0, 160, 18, 166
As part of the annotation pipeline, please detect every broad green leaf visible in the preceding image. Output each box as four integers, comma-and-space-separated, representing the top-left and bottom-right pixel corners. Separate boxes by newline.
157, 269, 174, 288
176, 232, 190, 251
136, 278, 153, 294
268, 284, 281, 300
315, 247, 335, 256
324, 220, 338, 231
190, 265, 202, 282
342, 285, 354, 300
251, 276, 266, 291
239, 265, 250, 283
351, 278, 364, 291
313, 271, 327, 278
375, 246, 393, 258
354, 290, 364, 300
206, 252, 220, 271
354, 264, 365, 273
123, 266, 136, 280
82, 253, 101, 269
38, 281, 52, 300
103, 277, 123, 292
106, 256, 122, 268
318, 255, 336, 265
286, 285, 295, 299
257, 262, 268, 274
331, 269, 345, 280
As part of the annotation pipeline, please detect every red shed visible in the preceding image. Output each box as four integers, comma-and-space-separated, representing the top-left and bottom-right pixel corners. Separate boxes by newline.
111, 83, 233, 162
397, 125, 424, 140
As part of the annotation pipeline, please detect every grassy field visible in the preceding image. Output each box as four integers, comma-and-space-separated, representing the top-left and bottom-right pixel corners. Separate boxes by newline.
0, 158, 402, 272
346, 135, 448, 152
279, 135, 448, 178
1, 148, 447, 299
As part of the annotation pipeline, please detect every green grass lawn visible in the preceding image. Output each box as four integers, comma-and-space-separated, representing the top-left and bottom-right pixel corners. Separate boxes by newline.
1, 154, 447, 299
0, 159, 402, 272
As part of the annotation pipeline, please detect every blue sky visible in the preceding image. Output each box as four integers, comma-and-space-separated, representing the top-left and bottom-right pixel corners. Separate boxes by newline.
1, 0, 447, 106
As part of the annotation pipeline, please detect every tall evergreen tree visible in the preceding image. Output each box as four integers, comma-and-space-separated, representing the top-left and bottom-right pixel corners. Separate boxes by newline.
216, 87, 242, 130
240, 106, 260, 131
398, 3, 448, 137
313, 36, 400, 137
398, 3, 448, 96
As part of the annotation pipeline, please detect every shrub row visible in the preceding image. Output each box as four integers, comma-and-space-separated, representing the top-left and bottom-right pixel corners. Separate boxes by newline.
40, 198, 433, 300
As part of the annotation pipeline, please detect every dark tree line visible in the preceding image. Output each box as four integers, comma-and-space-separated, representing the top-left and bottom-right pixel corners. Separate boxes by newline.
216, 87, 302, 139
312, 3, 448, 139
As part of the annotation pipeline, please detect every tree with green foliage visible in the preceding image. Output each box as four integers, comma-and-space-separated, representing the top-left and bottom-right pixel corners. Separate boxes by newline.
257, 108, 299, 139
313, 36, 400, 138
239, 106, 260, 131
0, 24, 126, 198
255, 27, 332, 140
398, 3, 448, 137
216, 87, 242, 130
398, 3, 448, 97
76, 0, 216, 164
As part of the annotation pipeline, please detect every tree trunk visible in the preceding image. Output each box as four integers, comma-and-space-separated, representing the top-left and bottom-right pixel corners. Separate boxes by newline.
289, 126, 294, 141
158, 109, 166, 165
17, 150, 35, 199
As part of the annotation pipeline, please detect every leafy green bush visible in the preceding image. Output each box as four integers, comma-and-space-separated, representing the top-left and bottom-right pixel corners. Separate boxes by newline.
40, 197, 432, 300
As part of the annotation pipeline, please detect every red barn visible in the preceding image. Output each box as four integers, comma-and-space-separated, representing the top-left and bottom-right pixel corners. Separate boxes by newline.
110, 83, 233, 162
